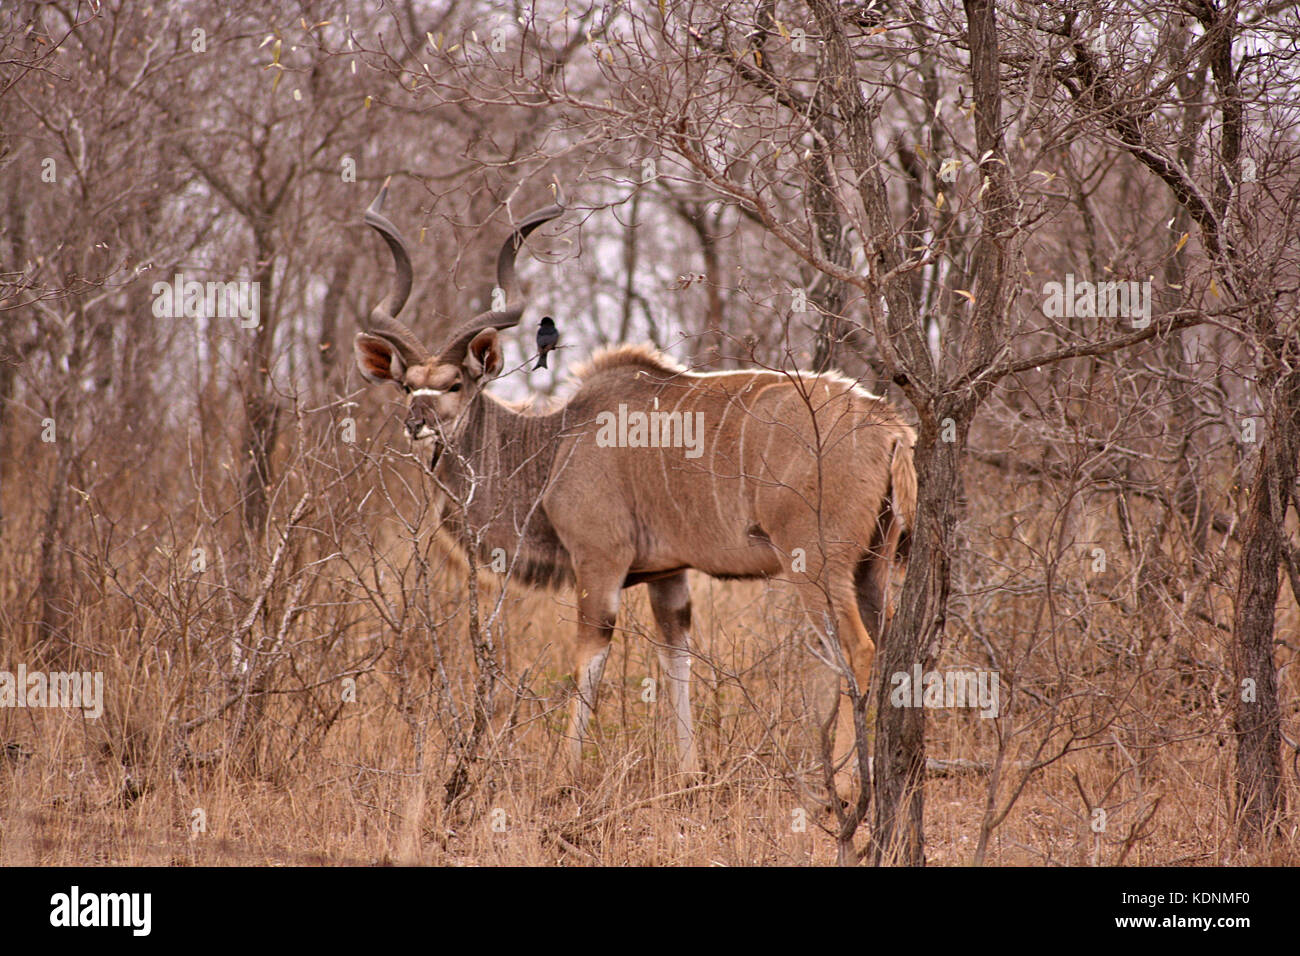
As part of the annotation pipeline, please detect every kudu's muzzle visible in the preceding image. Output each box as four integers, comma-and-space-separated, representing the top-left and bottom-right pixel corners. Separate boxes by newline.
404, 408, 444, 470
404, 412, 425, 441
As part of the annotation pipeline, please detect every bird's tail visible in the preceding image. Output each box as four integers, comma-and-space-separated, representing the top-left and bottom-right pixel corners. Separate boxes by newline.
534, 353, 548, 370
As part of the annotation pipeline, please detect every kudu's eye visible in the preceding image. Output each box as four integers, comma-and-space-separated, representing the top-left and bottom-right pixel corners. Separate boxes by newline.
448, 383, 461, 393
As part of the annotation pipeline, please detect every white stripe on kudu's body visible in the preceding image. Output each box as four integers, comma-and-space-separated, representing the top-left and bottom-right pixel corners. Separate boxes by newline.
353, 184, 918, 796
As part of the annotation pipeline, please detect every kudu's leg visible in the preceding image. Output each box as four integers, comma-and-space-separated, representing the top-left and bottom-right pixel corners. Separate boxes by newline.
792, 565, 877, 799
831, 566, 878, 796
647, 572, 699, 774
567, 566, 624, 772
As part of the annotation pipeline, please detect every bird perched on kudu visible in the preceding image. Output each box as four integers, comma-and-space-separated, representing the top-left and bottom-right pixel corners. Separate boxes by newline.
535, 315, 559, 369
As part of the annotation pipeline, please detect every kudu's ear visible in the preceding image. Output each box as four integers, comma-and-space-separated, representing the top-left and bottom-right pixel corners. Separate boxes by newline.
464, 328, 504, 380
354, 332, 407, 385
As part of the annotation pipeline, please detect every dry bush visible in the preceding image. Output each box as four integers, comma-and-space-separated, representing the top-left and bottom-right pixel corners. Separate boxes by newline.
2, 386, 1296, 864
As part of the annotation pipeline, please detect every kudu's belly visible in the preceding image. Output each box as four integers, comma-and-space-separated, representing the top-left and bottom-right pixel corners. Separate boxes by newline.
625, 516, 785, 583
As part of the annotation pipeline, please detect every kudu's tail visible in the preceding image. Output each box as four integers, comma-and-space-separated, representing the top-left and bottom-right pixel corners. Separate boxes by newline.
854, 429, 918, 637
888, 431, 918, 560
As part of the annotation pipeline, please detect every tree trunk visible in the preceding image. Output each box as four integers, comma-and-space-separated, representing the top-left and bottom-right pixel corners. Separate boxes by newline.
1232, 319, 1300, 844
35, 425, 74, 655
238, 232, 279, 553
808, 99, 850, 372
872, 402, 971, 864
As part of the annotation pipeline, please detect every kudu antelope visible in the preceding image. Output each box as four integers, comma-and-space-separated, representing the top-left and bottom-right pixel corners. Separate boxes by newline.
354, 183, 918, 787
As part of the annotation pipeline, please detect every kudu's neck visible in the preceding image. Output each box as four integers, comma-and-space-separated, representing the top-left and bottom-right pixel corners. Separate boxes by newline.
436, 390, 571, 574
447, 389, 565, 488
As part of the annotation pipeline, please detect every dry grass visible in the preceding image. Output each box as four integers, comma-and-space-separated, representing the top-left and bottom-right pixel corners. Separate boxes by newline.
2, 412, 1298, 867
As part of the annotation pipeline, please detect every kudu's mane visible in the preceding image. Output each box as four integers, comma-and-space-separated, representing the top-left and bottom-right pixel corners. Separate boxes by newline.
570, 343, 685, 380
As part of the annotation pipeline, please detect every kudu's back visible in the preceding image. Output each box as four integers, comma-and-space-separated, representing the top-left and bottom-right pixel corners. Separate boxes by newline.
543, 347, 917, 586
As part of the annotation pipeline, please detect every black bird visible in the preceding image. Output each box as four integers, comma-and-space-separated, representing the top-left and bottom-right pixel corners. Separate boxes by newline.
534, 315, 559, 370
